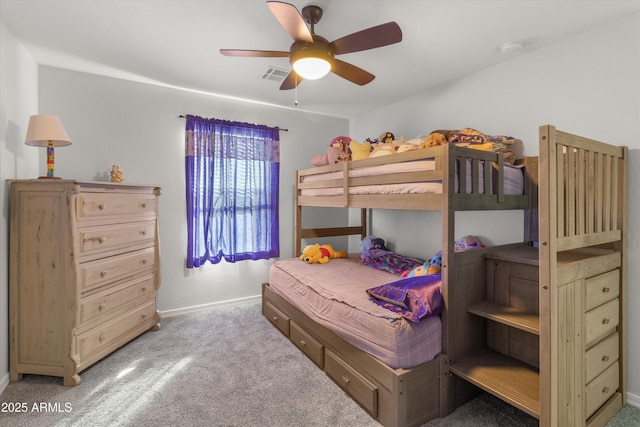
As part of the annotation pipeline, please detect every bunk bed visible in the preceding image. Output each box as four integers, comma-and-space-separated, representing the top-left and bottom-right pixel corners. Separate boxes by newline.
261, 125, 627, 427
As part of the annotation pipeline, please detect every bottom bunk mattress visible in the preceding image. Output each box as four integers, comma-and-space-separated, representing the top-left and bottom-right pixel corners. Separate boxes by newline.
268, 255, 442, 369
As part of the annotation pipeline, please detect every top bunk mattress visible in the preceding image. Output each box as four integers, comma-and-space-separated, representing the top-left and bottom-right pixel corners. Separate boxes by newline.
299, 158, 524, 197
268, 255, 442, 369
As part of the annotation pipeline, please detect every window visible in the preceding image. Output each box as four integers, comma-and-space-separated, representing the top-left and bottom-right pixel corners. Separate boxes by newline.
184, 115, 280, 267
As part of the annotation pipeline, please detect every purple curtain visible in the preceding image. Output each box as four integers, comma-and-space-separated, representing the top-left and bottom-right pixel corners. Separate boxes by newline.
185, 115, 280, 267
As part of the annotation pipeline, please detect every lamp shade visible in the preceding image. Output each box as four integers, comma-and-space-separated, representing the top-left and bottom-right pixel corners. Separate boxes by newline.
293, 57, 331, 80
25, 115, 72, 147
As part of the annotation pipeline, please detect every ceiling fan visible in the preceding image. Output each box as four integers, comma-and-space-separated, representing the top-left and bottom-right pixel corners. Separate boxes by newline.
220, 1, 402, 90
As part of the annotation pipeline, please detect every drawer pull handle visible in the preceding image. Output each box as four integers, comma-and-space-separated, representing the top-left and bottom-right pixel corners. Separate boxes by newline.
98, 334, 106, 343
140, 230, 147, 236
300, 340, 306, 347
100, 271, 108, 278
602, 387, 610, 394
602, 355, 610, 362
602, 287, 610, 293
98, 303, 105, 312
272, 316, 278, 322
141, 286, 148, 292
342, 376, 350, 384
98, 203, 105, 211
142, 259, 148, 265
84, 236, 106, 244
141, 203, 147, 208
141, 312, 148, 319
602, 318, 610, 325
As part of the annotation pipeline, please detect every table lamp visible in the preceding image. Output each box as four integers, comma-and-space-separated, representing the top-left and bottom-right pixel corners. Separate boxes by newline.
25, 114, 72, 179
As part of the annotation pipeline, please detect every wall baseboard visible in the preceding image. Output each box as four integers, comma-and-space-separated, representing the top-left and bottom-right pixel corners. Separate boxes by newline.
0, 372, 9, 396
627, 391, 640, 408
159, 294, 261, 318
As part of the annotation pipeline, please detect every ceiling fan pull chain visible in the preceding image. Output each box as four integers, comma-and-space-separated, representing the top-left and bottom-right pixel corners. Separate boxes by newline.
294, 74, 298, 106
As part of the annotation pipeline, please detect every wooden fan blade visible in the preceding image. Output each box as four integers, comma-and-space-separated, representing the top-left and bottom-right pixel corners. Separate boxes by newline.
331, 22, 402, 55
267, 1, 313, 43
331, 59, 375, 85
220, 49, 290, 58
279, 71, 302, 90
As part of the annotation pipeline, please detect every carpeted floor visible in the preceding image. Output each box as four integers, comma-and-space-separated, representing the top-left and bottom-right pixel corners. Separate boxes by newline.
0, 301, 637, 426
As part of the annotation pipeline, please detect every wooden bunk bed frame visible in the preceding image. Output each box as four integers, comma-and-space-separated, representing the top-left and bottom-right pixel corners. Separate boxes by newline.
262, 125, 627, 427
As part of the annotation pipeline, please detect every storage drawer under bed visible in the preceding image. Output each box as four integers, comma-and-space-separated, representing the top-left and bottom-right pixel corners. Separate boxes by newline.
325, 349, 378, 417
264, 300, 290, 337
290, 321, 324, 368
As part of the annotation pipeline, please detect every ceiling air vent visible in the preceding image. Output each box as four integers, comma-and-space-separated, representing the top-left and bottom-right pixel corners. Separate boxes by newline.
260, 66, 289, 82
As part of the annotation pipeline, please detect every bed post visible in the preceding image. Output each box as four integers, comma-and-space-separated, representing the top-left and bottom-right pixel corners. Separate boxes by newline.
522, 156, 539, 244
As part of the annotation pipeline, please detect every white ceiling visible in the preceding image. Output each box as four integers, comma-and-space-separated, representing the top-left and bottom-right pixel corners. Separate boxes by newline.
2, 0, 639, 118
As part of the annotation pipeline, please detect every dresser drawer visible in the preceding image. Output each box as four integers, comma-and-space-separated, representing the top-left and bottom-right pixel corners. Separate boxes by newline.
78, 221, 156, 255
585, 269, 619, 311
585, 332, 618, 384
585, 361, 619, 418
76, 299, 156, 360
80, 247, 156, 293
585, 299, 619, 347
76, 192, 157, 221
325, 349, 378, 417
80, 274, 156, 324
290, 321, 324, 368
264, 301, 290, 336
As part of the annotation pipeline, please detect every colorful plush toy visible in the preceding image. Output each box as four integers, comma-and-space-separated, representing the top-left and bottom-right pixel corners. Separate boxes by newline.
360, 235, 387, 252
328, 136, 352, 163
402, 236, 485, 277
300, 243, 348, 264
404, 253, 441, 278
454, 235, 485, 251
349, 139, 372, 161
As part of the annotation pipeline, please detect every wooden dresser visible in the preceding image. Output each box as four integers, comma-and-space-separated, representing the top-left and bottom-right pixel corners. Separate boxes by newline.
9, 180, 161, 386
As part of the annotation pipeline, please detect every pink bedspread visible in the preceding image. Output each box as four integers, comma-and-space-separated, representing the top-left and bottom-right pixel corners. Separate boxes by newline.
268, 255, 442, 369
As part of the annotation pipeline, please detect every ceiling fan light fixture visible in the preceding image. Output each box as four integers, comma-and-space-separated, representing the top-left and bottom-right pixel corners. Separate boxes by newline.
290, 38, 334, 80
293, 57, 331, 80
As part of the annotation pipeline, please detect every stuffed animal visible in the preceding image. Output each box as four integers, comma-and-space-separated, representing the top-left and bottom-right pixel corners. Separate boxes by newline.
370, 144, 397, 157
379, 132, 395, 144
328, 136, 352, 163
397, 142, 419, 153
110, 165, 124, 182
360, 235, 387, 252
300, 243, 348, 264
404, 252, 441, 278
403, 236, 484, 277
454, 235, 485, 251
349, 139, 372, 161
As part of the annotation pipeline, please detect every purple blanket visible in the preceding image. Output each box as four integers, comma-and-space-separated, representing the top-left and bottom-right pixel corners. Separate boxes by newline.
366, 274, 443, 323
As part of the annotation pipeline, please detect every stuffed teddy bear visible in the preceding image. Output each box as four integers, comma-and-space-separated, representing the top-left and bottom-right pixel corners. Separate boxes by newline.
300, 243, 348, 264
379, 132, 395, 144
360, 235, 387, 252
349, 139, 372, 161
110, 165, 124, 183
421, 129, 460, 148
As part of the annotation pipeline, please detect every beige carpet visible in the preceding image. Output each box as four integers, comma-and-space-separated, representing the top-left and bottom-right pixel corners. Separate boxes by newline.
0, 300, 637, 426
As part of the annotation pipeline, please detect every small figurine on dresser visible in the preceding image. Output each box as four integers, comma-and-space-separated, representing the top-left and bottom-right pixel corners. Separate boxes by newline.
110, 165, 124, 182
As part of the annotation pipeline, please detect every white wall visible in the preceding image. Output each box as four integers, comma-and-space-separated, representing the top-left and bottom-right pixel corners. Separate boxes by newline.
350, 13, 640, 404
37, 67, 349, 314
0, 22, 40, 391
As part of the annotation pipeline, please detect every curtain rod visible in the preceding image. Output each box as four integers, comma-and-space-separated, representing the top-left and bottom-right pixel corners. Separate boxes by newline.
178, 115, 288, 131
